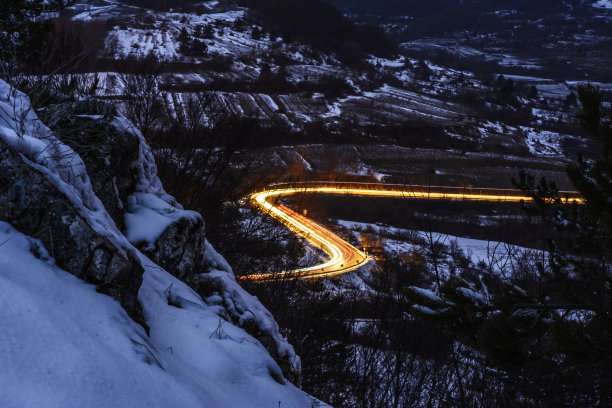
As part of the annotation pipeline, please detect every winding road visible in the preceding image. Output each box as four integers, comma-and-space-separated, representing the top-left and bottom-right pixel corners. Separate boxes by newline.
241, 182, 583, 281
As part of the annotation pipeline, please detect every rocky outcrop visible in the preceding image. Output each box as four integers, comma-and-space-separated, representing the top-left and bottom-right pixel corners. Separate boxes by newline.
1, 84, 301, 386
0, 82, 147, 324
40, 100, 207, 283
0, 140, 144, 323
149, 215, 207, 282
39, 100, 140, 231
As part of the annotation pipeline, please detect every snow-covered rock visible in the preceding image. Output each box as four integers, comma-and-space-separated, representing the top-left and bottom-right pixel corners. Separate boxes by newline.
195, 265, 302, 384
0, 83, 144, 322
37, 98, 205, 280
0, 79, 312, 405
38, 99, 141, 231
38, 94, 302, 381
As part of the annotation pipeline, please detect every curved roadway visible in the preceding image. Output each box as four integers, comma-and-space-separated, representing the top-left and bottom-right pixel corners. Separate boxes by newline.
241, 182, 583, 281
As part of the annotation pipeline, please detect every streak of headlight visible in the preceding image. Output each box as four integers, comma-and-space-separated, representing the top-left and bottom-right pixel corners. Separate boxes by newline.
241, 185, 584, 281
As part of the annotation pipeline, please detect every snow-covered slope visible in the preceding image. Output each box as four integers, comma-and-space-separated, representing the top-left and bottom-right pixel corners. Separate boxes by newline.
0, 80, 318, 407
593, 0, 612, 9
0, 222, 313, 408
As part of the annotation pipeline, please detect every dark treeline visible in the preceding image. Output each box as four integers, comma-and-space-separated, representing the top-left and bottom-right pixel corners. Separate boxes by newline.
120, 0, 201, 11
242, 234, 534, 407
296, 195, 551, 250
329, 0, 611, 42
240, 0, 395, 64
329, 0, 568, 17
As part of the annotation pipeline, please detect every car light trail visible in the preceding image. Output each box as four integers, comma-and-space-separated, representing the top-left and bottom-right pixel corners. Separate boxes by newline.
240, 183, 584, 282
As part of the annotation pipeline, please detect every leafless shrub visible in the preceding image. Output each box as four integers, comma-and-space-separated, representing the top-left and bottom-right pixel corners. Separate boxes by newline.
40, 17, 109, 75
117, 56, 164, 138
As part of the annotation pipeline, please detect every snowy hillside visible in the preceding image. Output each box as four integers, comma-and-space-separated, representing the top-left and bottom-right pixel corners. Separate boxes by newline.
60, 0, 610, 164
0, 80, 320, 407
593, 0, 612, 9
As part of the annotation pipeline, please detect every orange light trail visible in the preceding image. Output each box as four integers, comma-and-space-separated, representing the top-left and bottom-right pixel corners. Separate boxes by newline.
240, 183, 583, 282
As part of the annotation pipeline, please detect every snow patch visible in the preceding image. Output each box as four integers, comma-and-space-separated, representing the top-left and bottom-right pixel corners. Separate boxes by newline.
593, 0, 612, 9
110, 114, 202, 246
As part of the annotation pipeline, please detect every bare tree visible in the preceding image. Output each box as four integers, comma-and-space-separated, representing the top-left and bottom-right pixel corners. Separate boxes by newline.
117, 56, 164, 138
